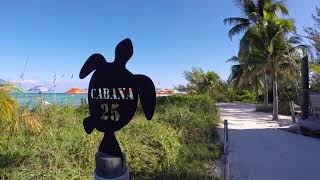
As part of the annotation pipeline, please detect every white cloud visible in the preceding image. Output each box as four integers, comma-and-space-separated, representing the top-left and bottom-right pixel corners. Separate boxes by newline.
8, 79, 38, 84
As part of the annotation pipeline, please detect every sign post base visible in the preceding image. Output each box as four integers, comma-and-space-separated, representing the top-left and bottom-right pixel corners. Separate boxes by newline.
94, 152, 129, 180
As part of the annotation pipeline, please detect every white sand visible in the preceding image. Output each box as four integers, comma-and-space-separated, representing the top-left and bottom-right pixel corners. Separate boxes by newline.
217, 103, 320, 180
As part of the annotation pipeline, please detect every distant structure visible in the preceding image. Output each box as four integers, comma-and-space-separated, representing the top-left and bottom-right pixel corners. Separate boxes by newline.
65, 88, 87, 94
156, 88, 187, 97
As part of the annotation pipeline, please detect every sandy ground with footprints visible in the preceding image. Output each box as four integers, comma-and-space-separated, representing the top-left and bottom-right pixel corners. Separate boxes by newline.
217, 103, 320, 180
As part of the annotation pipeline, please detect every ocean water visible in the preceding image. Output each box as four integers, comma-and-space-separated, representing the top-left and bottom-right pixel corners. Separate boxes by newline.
10, 93, 88, 107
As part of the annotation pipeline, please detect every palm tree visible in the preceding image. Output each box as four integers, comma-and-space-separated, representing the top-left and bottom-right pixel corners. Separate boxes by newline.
224, 0, 313, 120
224, 0, 289, 40
183, 67, 222, 95
224, 0, 290, 108
305, 6, 320, 60
238, 15, 308, 120
227, 56, 263, 102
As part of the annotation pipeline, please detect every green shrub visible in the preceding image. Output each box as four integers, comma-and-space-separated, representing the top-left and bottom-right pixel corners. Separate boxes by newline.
233, 90, 256, 103
255, 104, 273, 113
213, 92, 230, 103
255, 102, 291, 115
225, 88, 256, 103
156, 95, 214, 111
0, 95, 220, 179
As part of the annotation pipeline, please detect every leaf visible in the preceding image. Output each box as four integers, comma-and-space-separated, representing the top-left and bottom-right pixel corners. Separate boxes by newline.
310, 63, 320, 74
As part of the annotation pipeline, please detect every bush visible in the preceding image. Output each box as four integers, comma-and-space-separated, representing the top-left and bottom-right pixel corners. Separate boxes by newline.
255, 104, 273, 113
214, 93, 230, 103
229, 90, 256, 103
0, 95, 220, 179
255, 102, 291, 115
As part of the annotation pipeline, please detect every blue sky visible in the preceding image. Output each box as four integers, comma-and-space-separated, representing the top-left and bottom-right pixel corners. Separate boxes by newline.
0, 0, 319, 92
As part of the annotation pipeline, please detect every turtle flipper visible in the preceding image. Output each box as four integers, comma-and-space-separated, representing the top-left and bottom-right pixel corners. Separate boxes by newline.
83, 116, 95, 134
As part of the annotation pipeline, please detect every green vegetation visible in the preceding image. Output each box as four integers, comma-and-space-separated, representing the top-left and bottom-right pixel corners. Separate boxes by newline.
224, 0, 311, 118
0, 84, 41, 141
175, 67, 257, 103
256, 103, 290, 115
175, 67, 225, 97
0, 95, 220, 179
0, 84, 19, 123
182, 67, 222, 95
307, 7, 320, 92
226, 88, 256, 103
305, 7, 320, 61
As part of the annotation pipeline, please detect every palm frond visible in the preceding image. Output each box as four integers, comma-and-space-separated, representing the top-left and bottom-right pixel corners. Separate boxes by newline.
228, 22, 251, 40
233, 0, 257, 16
272, 0, 289, 15
288, 36, 303, 44
291, 44, 312, 57
275, 18, 296, 32
226, 56, 239, 63
257, 0, 267, 16
264, 0, 289, 16
310, 63, 320, 74
228, 64, 244, 84
223, 17, 250, 26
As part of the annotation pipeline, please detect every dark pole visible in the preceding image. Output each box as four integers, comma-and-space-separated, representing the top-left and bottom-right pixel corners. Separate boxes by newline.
301, 55, 309, 120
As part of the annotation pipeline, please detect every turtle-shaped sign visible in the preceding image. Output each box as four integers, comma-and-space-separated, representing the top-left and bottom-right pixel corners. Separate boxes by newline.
79, 38, 156, 158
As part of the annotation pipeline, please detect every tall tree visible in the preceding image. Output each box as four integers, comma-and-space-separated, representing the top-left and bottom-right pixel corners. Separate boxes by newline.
224, 0, 290, 108
238, 16, 307, 120
305, 7, 320, 61
305, 7, 320, 92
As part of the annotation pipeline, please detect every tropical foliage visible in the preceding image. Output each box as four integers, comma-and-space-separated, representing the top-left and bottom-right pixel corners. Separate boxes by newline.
305, 6, 320, 61
306, 7, 320, 92
225, 0, 308, 120
0, 84, 20, 123
0, 83, 41, 141
175, 67, 223, 95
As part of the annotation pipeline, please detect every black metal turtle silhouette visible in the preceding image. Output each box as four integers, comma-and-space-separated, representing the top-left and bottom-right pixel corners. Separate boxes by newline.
79, 38, 156, 158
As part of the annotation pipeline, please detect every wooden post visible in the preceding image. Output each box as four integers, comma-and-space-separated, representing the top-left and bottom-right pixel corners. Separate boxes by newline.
223, 120, 229, 180
289, 101, 296, 123
224, 120, 228, 143
301, 56, 309, 120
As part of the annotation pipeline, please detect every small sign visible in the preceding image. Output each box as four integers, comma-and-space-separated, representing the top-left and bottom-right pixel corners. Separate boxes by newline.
79, 38, 156, 157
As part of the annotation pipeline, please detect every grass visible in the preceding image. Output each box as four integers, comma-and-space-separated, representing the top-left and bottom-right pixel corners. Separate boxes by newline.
0, 95, 221, 179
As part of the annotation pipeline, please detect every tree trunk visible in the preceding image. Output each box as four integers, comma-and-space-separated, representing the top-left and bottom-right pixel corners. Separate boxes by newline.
263, 72, 268, 107
272, 71, 279, 120
255, 84, 259, 103
301, 55, 309, 120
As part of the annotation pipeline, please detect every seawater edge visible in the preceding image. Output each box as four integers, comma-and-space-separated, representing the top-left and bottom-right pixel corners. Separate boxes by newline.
10, 93, 88, 107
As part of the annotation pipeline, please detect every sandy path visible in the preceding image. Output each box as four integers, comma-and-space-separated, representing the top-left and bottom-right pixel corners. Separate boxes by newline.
217, 103, 320, 180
